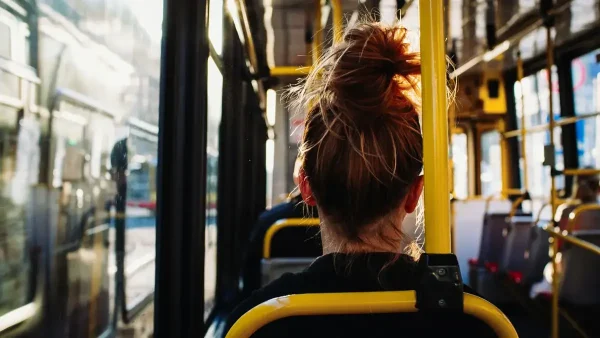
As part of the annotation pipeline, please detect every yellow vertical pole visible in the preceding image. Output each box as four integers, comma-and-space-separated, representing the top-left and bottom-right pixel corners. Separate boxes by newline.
330, 0, 343, 44
498, 120, 511, 197
420, 0, 451, 254
546, 25, 560, 338
517, 52, 529, 192
313, 0, 322, 63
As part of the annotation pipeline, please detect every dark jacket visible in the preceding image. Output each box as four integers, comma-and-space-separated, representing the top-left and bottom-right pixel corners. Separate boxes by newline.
227, 252, 497, 338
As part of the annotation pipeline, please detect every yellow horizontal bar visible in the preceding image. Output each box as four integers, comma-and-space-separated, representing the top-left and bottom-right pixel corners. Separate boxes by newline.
270, 66, 311, 76
263, 218, 321, 258
566, 204, 600, 232
543, 225, 600, 256
563, 168, 600, 176
225, 292, 518, 338
503, 112, 600, 139
502, 189, 525, 196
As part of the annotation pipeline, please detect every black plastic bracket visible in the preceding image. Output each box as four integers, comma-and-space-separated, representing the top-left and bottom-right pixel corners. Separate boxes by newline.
415, 253, 464, 312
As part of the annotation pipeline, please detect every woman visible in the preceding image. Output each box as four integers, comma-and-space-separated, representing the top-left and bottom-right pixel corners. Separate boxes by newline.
225, 21, 496, 338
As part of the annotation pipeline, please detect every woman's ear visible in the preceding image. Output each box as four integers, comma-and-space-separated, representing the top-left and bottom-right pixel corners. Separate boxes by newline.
404, 176, 424, 213
298, 169, 316, 206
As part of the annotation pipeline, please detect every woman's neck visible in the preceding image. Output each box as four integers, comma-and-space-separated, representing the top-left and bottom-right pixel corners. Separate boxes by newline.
320, 218, 406, 255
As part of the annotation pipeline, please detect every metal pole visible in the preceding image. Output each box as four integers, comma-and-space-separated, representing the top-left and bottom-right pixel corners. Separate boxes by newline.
330, 0, 343, 44
517, 52, 529, 192
419, 0, 451, 253
313, 0, 322, 63
546, 25, 559, 338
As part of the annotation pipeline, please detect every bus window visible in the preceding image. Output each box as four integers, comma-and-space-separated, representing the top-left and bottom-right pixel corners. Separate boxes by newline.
0, 105, 36, 317
480, 130, 502, 197
572, 48, 600, 167
452, 133, 468, 199
204, 56, 223, 320
514, 67, 564, 198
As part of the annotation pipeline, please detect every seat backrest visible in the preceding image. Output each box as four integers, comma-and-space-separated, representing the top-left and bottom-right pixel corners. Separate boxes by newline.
478, 212, 530, 264
559, 230, 600, 305
556, 204, 577, 231
522, 223, 550, 285
499, 217, 534, 274
568, 206, 600, 232
269, 226, 321, 258
261, 218, 321, 286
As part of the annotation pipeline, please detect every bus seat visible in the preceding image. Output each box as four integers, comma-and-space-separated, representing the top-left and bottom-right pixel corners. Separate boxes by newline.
224, 291, 518, 338
469, 212, 529, 303
499, 216, 534, 284
470, 212, 530, 269
559, 230, 600, 306
521, 222, 550, 285
261, 219, 321, 286
474, 213, 513, 267
567, 206, 600, 232
556, 204, 577, 231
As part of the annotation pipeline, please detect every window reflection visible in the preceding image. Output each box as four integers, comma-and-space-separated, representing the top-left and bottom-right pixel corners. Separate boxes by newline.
205, 56, 223, 319
572, 48, 600, 167
451, 133, 468, 199
0, 106, 38, 317
480, 131, 502, 197
514, 67, 563, 197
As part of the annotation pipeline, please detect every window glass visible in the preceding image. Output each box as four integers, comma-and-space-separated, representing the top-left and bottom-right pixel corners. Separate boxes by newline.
514, 67, 563, 197
0, 70, 20, 100
0, 21, 10, 59
208, 0, 224, 55
205, 56, 223, 319
572, 48, 600, 167
32, 0, 164, 332
515, 66, 560, 129
451, 133, 468, 199
519, 128, 564, 198
480, 130, 502, 196
0, 105, 38, 316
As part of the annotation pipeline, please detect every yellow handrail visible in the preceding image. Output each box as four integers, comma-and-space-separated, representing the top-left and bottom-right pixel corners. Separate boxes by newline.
516, 52, 529, 192
545, 24, 560, 338
566, 204, 600, 232
508, 194, 528, 219
563, 168, 600, 176
330, 0, 343, 44
312, 0, 322, 63
543, 226, 600, 256
225, 292, 519, 338
270, 66, 311, 77
420, 0, 451, 254
503, 113, 600, 139
263, 218, 321, 259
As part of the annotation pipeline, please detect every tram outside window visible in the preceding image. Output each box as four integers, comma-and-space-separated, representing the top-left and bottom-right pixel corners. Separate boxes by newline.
514, 66, 564, 199
0, 70, 20, 99
205, 56, 223, 320
0, 105, 35, 318
480, 130, 502, 196
451, 132, 468, 199
572, 48, 600, 167
0, 21, 10, 59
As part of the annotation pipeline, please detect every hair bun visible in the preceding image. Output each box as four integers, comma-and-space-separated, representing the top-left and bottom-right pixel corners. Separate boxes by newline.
319, 22, 421, 125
